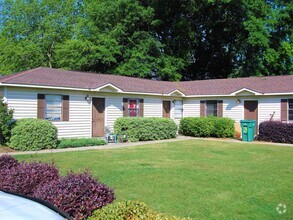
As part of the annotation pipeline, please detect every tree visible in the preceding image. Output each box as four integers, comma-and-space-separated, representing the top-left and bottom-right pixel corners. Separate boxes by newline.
0, 0, 291, 80
0, 96, 14, 145
146, 0, 292, 79
55, 0, 184, 80
0, 0, 80, 74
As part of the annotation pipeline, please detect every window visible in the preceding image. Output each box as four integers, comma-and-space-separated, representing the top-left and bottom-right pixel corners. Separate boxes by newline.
128, 99, 139, 117
200, 100, 223, 117
174, 100, 183, 119
45, 95, 62, 121
289, 99, 293, 121
206, 100, 217, 116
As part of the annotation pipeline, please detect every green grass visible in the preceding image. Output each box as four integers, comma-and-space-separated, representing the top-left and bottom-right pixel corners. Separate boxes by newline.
14, 140, 293, 219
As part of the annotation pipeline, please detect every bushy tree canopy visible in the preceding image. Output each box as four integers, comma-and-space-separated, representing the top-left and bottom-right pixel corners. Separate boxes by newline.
0, 0, 292, 80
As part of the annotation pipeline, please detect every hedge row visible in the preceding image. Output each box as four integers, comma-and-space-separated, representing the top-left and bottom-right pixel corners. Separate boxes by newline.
179, 117, 234, 138
0, 155, 115, 220
256, 121, 293, 144
57, 138, 107, 148
114, 117, 177, 142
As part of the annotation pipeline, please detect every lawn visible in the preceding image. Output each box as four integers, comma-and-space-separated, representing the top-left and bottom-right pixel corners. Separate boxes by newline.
14, 139, 292, 219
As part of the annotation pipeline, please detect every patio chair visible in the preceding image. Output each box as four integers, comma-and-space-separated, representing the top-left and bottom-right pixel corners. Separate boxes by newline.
105, 127, 117, 143
117, 133, 128, 143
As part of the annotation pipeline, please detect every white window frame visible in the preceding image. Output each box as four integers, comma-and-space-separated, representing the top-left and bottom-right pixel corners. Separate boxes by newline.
45, 95, 62, 121
174, 100, 183, 119
128, 99, 139, 117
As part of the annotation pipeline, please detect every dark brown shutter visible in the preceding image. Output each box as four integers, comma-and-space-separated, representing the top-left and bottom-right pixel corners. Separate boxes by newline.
281, 99, 288, 122
217, 100, 223, 117
123, 98, 128, 117
200, 100, 205, 117
0, 89, 3, 97
62, 95, 69, 121
37, 94, 45, 119
139, 99, 144, 117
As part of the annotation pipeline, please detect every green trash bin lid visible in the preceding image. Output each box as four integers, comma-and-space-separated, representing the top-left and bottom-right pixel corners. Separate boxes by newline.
240, 120, 256, 123
240, 120, 253, 123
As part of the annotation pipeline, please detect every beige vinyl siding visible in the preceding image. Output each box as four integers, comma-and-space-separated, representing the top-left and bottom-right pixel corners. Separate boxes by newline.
223, 97, 290, 125
105, 96, 123, 130
183, 98, 200, 117
223, 98, 243, 123
52, 94, 91, 138
6, 88, 92, 138
144, 97, 162, 117
7, 89, 38, 118
258, 97, 282, 123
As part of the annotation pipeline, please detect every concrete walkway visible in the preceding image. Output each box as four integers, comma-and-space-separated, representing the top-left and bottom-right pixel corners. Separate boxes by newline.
1, 136, 292, 156
0, 136, 195, 156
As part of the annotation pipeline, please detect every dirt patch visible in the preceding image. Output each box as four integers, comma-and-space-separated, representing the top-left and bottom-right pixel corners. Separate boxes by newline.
0, 146, 15, 153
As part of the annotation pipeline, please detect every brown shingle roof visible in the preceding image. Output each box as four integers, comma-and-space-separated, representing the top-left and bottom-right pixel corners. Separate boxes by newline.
0, 67, 292, 96
178, 75, 293, 95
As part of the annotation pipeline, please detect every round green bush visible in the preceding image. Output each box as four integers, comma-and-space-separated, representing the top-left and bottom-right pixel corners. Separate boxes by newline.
89, 200, 187, 220
9, 118, 58, 151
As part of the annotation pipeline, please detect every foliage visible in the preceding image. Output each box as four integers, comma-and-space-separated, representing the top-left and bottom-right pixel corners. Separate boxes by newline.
256, 121, 293, 144
34, 172, 115, 220
114, 117, 177, 142
179, 117, 234, 138
0, 0, 79, 73
1, 0, 291, 79
213, 117, 236, 138
57, 138, 107, 149
15, 140, 292, 219
0, 154, 19, 171
89, 200, 189, 220
0, 161, 60, 196
0, 96, 14, 145
0, 155, 115, 220
9, 118, 58, 151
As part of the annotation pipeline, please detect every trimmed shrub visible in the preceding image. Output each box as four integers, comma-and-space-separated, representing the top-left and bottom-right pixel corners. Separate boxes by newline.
0, 97, 14, 145
0, 162, 60, 196
0, 154, 19, 171
34, 172, 115, 220
57, 138, 107, 149
9, 118, 58, 151
89, 200, 190, 220
256, 121, 293, 144
213, 117, 235, 138
179, 117, 234, 138
114, 117, 177, 142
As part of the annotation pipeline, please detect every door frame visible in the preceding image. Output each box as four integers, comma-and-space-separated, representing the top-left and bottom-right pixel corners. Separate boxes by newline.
91, 97, 106, 137
243, 99, 259, 133
162, 100, 171, 118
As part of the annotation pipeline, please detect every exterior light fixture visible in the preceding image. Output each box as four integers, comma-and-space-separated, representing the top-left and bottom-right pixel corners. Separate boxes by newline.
237, 99, 241, 104
85, 95, 90, 101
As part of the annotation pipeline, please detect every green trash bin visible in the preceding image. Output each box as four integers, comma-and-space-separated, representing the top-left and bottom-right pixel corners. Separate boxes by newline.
240, 120, 256, 142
